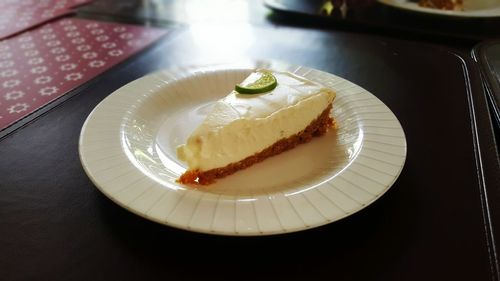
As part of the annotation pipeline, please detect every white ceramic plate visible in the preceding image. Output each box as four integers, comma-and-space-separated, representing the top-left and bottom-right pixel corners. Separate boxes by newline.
378, 0, 500, 18
79, 60, 407, 236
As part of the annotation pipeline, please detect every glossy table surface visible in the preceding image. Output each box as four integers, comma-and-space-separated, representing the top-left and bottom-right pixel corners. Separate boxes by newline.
1, 1, 500, 280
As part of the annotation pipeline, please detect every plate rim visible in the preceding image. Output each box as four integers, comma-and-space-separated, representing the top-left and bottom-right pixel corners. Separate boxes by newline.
378, 0, 500, 18
79, 60, 407, 236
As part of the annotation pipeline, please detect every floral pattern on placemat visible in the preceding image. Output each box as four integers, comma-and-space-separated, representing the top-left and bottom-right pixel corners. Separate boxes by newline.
0, 18, 168, 131
0, 0, 94, 39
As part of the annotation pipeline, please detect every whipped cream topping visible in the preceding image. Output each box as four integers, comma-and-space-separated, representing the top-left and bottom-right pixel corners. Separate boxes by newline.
177, 70, 336, 171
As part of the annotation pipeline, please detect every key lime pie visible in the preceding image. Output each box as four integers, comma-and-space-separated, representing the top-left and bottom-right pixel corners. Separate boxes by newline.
176, 69, 336, 185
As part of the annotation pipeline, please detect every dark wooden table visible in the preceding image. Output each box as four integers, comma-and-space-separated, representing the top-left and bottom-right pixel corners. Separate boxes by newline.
1, 1, 499, 280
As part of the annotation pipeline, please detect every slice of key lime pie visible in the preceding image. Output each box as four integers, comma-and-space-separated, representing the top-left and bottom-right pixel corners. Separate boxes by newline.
176, 69, 336, 185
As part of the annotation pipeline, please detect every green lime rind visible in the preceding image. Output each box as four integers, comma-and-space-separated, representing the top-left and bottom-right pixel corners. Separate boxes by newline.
235, 71, 277, 94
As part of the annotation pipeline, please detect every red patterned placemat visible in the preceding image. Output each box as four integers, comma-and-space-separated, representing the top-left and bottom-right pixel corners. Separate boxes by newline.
0, 0, 94, 39
0, 18, 168, 131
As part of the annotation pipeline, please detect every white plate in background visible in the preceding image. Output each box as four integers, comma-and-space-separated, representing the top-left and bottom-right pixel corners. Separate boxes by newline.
378, 0, 500, 17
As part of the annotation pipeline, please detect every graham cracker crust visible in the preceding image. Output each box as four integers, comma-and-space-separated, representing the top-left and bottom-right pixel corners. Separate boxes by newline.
418, 0, 463, 10
178, 103, 334, 185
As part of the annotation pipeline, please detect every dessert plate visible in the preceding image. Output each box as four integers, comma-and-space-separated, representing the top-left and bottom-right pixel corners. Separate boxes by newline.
378, 0, 500, 18
79, 60, 407, 236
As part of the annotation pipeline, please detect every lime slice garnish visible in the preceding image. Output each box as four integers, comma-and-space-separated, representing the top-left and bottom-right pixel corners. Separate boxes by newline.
235, 71, 277, 94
